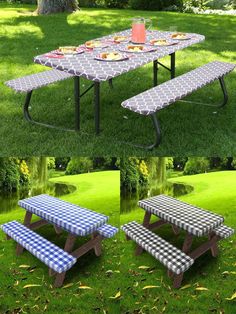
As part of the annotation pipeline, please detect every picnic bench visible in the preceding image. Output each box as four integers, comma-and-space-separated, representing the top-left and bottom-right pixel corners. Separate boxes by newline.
122, 61, 236, 149
122, 195, 234, 288
1, 194, 118, 287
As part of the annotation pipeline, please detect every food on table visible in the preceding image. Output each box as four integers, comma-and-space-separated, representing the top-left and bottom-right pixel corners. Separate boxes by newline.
99, 52, 123, 61
127, 45, 144, 52
150, 39, 168, 46
58, 46, 78, 54
113, 36, 129, 42
85, 40, 102, 48
171, 32, 187, 40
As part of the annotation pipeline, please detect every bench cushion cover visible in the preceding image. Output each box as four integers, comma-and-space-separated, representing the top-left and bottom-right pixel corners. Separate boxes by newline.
1, 221, 77, 273
97, 224, 118, 238
122, 61, 236, 115
213, 224, 234, 239
122, 221, 194, 275
5, 69, 74, 93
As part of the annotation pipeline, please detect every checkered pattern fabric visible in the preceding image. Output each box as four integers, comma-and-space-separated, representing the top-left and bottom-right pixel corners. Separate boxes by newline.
34, 29, 205, 82
122, 61, 236, 115
97, 224, 118, 238
139, 195, 224, 237
1, 221, 77, 273
213, 224, 234, 239
5, 69, 74, 93
18, 194, 108, 236
122, 221, 194, 275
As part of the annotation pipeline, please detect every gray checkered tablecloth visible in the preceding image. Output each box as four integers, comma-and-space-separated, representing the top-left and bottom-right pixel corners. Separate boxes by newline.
18, 194, 108, 236
139, 195, 224, 237
34, 29, 205, 82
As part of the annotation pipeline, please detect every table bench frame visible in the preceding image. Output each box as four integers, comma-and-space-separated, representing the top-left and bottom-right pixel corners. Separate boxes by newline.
15, 210, 104, 287
135, 211, 221, 288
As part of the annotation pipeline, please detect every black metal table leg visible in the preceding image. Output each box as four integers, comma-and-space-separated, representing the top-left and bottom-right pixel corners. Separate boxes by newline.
94, 82, 100, 135
153, 60, 158, 87
170, 53, 176, 79
74, 76, 80, 131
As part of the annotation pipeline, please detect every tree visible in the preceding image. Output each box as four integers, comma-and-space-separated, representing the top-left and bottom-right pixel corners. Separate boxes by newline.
37, 0, 79, 15
184, 157, 210, 175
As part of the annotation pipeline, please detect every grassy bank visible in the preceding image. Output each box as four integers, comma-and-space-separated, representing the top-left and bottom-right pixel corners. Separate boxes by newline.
0, 170, 120, 314
1, 4, 236, 156
120, 171, 236, 314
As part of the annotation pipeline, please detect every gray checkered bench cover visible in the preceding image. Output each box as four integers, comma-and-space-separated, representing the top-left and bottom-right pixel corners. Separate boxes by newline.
121, 221, 194, 275
122, 61, 236, 115
5, 69, 74, 93
97, 224, 118, 238
1, 221, 77, 273
213, 224, 234, 239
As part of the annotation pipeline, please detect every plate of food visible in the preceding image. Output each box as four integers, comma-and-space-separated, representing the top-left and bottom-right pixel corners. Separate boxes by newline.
120, 45, 157, 53
150, 39, 178, 46
113, 36, 130, 43
95, 51, 128, 62
171, 32, 191, 40
54, 46, 84, 55
85, 40, 109, 49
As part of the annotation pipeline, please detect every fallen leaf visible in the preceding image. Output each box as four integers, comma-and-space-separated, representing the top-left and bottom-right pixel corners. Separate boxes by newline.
180, 284, 191, 290
19, 265, 30, 268
109, 291, 121, 299
78, 286, 92, 290
62, 283, 74, 289
195, 287, 208, 291
142, 285, 160, 290
23, 284, 41, 289
138, 266, 150, 270
226, 292, 236, 301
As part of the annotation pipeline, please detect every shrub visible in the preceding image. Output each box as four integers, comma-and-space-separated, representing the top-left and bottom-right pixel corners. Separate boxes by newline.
184, 157, 210, 175
104, 0, 128, 8
66, 157, 93, 175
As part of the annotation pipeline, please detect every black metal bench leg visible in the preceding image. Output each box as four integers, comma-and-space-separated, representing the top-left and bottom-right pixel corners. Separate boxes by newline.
219, 76, 228, 107
74, 76, 80, 131
23, 91, 76, 132
109, 79, 113, 89
170, 53, 175, 79
178, 76, 229, 108
153, 60, 158, 87
94, 82, 101, 135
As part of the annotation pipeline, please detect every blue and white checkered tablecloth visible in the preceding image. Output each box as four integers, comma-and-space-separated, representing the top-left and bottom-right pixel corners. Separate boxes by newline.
18, 194, 108, 236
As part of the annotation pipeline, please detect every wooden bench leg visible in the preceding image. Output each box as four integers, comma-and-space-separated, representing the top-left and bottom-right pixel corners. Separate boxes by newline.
172, 225, 180, 235
54, 272, 66, 288
208, 232, 219, 257
173, 273, 183, 289
182, 233, 193, 254
16, 211, 33, 255
54, 225, 63, 235
135, 212, 152, 256
92, 234, 102, 257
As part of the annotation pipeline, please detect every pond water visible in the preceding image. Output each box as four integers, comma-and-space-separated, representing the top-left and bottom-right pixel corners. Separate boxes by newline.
121, 180, 193, 213
0, 182, 76, 214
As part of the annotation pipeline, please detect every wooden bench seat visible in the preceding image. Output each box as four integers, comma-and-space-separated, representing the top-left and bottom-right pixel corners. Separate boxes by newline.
121, 61, 236, 150
213, 224, 234, 239
121, 221, 194, 288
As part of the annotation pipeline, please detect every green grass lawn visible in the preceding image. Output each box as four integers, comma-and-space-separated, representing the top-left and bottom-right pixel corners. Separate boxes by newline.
1, 4, 236, 156
0, 170, 121, 314
120, 171, 236, 314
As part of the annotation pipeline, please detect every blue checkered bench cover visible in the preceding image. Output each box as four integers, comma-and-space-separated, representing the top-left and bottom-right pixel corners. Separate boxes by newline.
213, 224, 234, 239
1, 221, 77, 273
97, 224, 118, 238
121, 61, 236, 116
18, 194, 108, 236
122, 221, 194, 275
5, 69, 74, 93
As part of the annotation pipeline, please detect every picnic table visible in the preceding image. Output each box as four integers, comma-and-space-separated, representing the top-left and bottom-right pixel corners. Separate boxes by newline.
34, 29, 205, 134
122, 194, 234, 287
138, 194, 224, 256
13, 194, 117, 287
